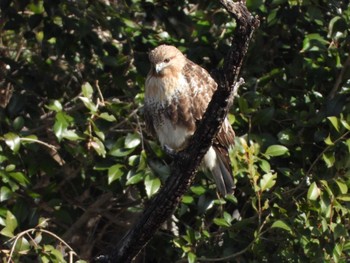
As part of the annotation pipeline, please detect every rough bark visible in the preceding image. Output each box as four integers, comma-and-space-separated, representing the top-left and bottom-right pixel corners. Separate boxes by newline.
94, 1, 259, 262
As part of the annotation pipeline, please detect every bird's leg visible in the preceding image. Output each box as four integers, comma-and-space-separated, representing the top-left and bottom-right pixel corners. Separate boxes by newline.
163, 144, 179, 158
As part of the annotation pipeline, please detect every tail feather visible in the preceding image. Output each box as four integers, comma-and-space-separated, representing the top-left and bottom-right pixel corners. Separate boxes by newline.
211, 147, 235, 196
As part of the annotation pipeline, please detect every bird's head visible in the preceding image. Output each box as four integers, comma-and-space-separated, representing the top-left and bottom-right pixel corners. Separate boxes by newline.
148, 45, 186, 77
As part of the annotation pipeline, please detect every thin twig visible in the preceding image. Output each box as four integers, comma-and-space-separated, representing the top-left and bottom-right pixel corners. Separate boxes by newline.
95, 80, 105, 106
20, 137, 57, 151
328, 53, 350, 99
6, 228, 77, 263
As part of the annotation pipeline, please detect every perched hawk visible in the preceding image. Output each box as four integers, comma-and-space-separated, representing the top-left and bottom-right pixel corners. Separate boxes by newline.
144, 45, 235, 196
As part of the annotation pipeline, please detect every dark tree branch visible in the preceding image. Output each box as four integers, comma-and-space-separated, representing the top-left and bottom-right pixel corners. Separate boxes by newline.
94, 1, 259, 262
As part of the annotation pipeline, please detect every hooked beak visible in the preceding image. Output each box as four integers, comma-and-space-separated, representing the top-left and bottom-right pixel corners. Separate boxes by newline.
155, 63, 164, 74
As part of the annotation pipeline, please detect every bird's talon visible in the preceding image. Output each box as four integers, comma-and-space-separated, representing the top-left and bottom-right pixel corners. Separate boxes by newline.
163, 144, 178, 157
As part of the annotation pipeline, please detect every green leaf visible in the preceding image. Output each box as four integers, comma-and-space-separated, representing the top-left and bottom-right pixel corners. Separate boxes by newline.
265, 145, 289, 157
14, 236, 30, 254
213, 217, 231, 227
99, 112, 116, 122
328, 116, 340, 132
187, 252, 196, 263
337, 194, 350, 202
9, 172, 30, 186
340, 119, 350, 131
46, 100, 62, 112
91, 121, 105, 141
182, 195, 194, 204
62, 130, 80, 141
128, 155, 140, 167
53, 112, 72, 140
108, 164, 124, 184
13, 116, 24, 131
126, 171, 144, 185
0, 210, 18, 238
335, 179, 348, 194
307, 182, 320, 201
190, 185, 206, 195
125, 133, 141, 149
82, 82, 94, 98
109, 146, 135, 157
144, 174, 161, 198
90, 137, 106, 157
322, 152, 335, 168
324, 134, 334, 145
333, 223, 347, 241
259, 172, 277, 192
223, 211, 232, 224
4, 132, 21, 153
42, 245, 65, 262
346, 138, 350, 153
5, 164, 15, 172
271, 220, 292, 233
79, 96, 98, 113
0, 186, 12, 202
259, 159, 271, 173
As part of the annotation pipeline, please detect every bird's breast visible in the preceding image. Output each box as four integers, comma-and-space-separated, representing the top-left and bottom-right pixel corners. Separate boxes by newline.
156, 118, 192, 150
145, 74, 188, 105
145, 74, 193, 150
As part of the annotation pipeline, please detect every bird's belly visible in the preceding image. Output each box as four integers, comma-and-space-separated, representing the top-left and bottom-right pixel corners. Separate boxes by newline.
156, 118, 192, 150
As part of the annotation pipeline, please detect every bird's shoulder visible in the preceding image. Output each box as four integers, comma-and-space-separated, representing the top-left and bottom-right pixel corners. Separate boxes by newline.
182, 59, 217, 95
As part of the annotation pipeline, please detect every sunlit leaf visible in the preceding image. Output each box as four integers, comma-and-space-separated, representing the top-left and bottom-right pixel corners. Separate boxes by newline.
335, 179, 348, 194
9, 172, 30, 186
324, 134, 334, 145
265, 145, 289, 157
62, 130, 80, 141
53, 112, 72, 140
79, 96, 98, 113
322, 152, 335, 168
109, 147, 135, 157
144, 174, 161, 198
259, 172, 277, 192
46, 100, 62, 112
182, 195, 194, 204
4, 132, 21, 153
0, 186, 12, 202
328, 116, 340, 132
190, 185, 206, 195
213, 217, 231, 227
108, 164, 124, 184
126, 171, 144, 185
14, 236, 30, 254
0, 210, 18, 238
271, 220, 292, 233
340, 119, 350, 131
187, 252, 196, 263
259, 159, 271, 173
82, 82, 94, 98
99, 112, 116, 122
307, 182, 320, 201
337, 194, 350, 202
125, 133, 141, 149
320, 195, 332, 218
90, 137, 106, 157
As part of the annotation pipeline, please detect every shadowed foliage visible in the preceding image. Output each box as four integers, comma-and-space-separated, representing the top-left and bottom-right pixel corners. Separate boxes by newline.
0, 0, 350, 262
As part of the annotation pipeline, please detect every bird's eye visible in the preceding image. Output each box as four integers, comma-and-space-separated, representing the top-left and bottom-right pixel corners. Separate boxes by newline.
164, 58, 170, 63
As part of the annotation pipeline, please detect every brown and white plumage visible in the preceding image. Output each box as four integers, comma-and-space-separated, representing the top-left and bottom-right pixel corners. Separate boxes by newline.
144, 44, 235, 196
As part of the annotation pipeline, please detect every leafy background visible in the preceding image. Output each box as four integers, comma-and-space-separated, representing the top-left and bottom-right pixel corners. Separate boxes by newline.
0, 0, 350, 262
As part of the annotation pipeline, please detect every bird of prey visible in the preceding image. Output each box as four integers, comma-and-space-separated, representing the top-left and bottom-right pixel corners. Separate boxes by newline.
144, 44, 235, 196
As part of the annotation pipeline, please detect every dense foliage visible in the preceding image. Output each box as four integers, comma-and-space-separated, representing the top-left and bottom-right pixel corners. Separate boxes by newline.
1, 0, 349, 262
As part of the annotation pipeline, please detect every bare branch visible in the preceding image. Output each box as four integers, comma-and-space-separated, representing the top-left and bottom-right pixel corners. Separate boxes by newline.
94, 1, 259, 262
